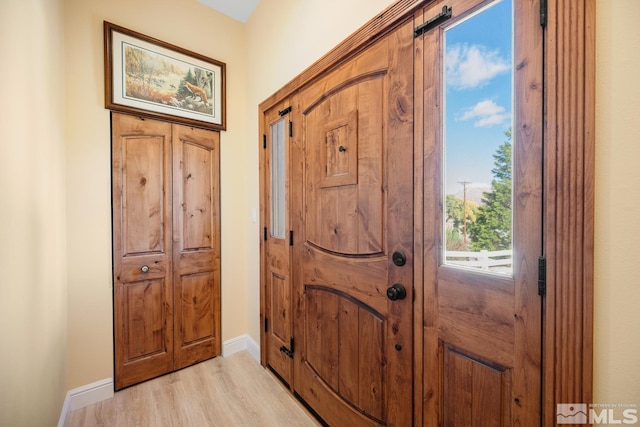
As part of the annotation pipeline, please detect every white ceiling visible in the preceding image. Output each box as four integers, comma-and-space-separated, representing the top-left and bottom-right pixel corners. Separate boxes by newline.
197, 0, 260, 23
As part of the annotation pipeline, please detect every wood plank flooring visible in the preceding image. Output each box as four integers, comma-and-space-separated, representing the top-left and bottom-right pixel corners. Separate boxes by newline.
66, 351, 320, 427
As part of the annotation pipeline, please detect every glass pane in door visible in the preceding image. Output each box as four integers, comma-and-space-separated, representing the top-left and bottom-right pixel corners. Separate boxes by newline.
442, 0, 514, 275
271, 118, 286, 239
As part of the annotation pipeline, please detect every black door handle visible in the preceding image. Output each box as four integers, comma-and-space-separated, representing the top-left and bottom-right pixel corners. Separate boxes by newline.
386, 283, 407, 301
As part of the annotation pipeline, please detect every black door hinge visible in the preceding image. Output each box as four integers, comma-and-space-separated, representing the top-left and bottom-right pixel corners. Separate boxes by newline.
289, 230, 294, 246
264, 226, 268, 241
263, 134, 267, 149
414, 5, 452, 38
540, 0, 547, 28
289, 121, 293, 137
264, 317, 269, 333
278, 106, 292, 116
538, 256, 547, 296
280, 337, 294, 358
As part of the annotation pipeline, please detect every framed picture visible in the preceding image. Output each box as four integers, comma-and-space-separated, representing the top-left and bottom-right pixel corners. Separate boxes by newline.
104, 21, 226, 131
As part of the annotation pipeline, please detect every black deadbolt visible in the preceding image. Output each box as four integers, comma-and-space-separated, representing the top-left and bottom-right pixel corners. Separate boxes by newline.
386, 283, 407, 301
392, 251, 407, 266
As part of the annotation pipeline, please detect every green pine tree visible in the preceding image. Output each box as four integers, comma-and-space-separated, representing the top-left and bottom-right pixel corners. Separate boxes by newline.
469, 130, 512, 251
178, 68, 197, 99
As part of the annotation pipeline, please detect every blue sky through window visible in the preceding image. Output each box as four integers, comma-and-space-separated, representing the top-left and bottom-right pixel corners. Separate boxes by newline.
444, 0, 513, 200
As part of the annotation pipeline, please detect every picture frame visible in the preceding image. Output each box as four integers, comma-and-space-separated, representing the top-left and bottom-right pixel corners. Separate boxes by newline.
104, 21, 226, 131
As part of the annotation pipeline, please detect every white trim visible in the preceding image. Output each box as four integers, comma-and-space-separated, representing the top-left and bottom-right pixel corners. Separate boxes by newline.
57, 378, 114, 427
58, 337, 260, 426
223, 334, 260, 362
57, 392, 71, 427
246, 335, 260, 362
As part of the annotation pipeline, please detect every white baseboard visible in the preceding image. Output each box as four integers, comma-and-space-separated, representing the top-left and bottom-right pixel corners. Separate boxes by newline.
223, 334, 260, 362
58, 336, 260, 426
58, 378, 113, 427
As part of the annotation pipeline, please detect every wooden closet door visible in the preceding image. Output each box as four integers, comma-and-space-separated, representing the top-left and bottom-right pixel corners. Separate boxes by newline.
172, 124, 221, 369
113, 114, 221, 389
112, 113, 174, 390
291, 16, 415, 427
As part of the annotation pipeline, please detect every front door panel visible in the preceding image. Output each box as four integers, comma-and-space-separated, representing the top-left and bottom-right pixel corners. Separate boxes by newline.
263, 101, 294, 386
292, 17, 415, 427
419, 0, 543, 424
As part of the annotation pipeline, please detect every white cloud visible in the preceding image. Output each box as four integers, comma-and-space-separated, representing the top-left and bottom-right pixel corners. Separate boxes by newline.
474, 113, 511, 127
446, 43, 510, 89
459, 99, 511, 128
460, 99, 504, 120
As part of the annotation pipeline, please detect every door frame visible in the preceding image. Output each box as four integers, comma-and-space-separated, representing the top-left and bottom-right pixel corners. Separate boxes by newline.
258, 0, 595, 424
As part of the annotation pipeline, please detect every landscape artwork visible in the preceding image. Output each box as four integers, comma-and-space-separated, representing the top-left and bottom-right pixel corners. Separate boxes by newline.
124, 44, 215, 116
105, 22, 226, 130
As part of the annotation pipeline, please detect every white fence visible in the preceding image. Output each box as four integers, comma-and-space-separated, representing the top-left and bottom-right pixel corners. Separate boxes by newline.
445, 249, 512, 273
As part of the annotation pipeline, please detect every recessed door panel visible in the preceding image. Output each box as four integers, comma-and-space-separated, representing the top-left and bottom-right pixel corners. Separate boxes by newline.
181, 141, 215, 251
123, 278, 167, 361
304, 287, 385, 422
442, 346, 511, 426
121, 137, 166, 256
179, 272, 216, 346
305, 78, 384, 256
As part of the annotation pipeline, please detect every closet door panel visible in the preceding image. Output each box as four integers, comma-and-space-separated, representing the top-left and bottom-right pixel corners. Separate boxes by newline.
172, 124, 221, 369
112, 113, 174, 390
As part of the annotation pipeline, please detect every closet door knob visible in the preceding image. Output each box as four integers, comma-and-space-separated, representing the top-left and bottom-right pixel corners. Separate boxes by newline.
141, 265, 149, 273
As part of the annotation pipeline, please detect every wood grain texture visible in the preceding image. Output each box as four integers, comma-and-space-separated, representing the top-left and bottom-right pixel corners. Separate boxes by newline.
420, 0, 543, 424
112, 113, 174, 390
65, 352, 320, 427
261, 101, 294, 387
543, 0, 595, 423
113, 114, 222, 388
442, 346, 512, 427
291, 16, 415, 427
304, 76, 383, 255
172, 124, 221, 370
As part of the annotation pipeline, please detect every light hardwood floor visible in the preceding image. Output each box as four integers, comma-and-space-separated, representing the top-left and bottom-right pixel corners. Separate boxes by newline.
66, 351, 320, 427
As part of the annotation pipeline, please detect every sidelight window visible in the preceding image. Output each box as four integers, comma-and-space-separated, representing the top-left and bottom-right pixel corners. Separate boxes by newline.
270, 118, 287, 239
442, 0, 514, 275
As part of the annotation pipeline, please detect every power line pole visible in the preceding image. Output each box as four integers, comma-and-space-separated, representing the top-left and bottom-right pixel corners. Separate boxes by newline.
457, 181, 471, 245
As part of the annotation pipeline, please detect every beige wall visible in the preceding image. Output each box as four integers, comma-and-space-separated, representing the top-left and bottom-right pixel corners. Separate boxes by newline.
63, 0, 250, 389
594, 0, 640, 406
0, 0, 68, 425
